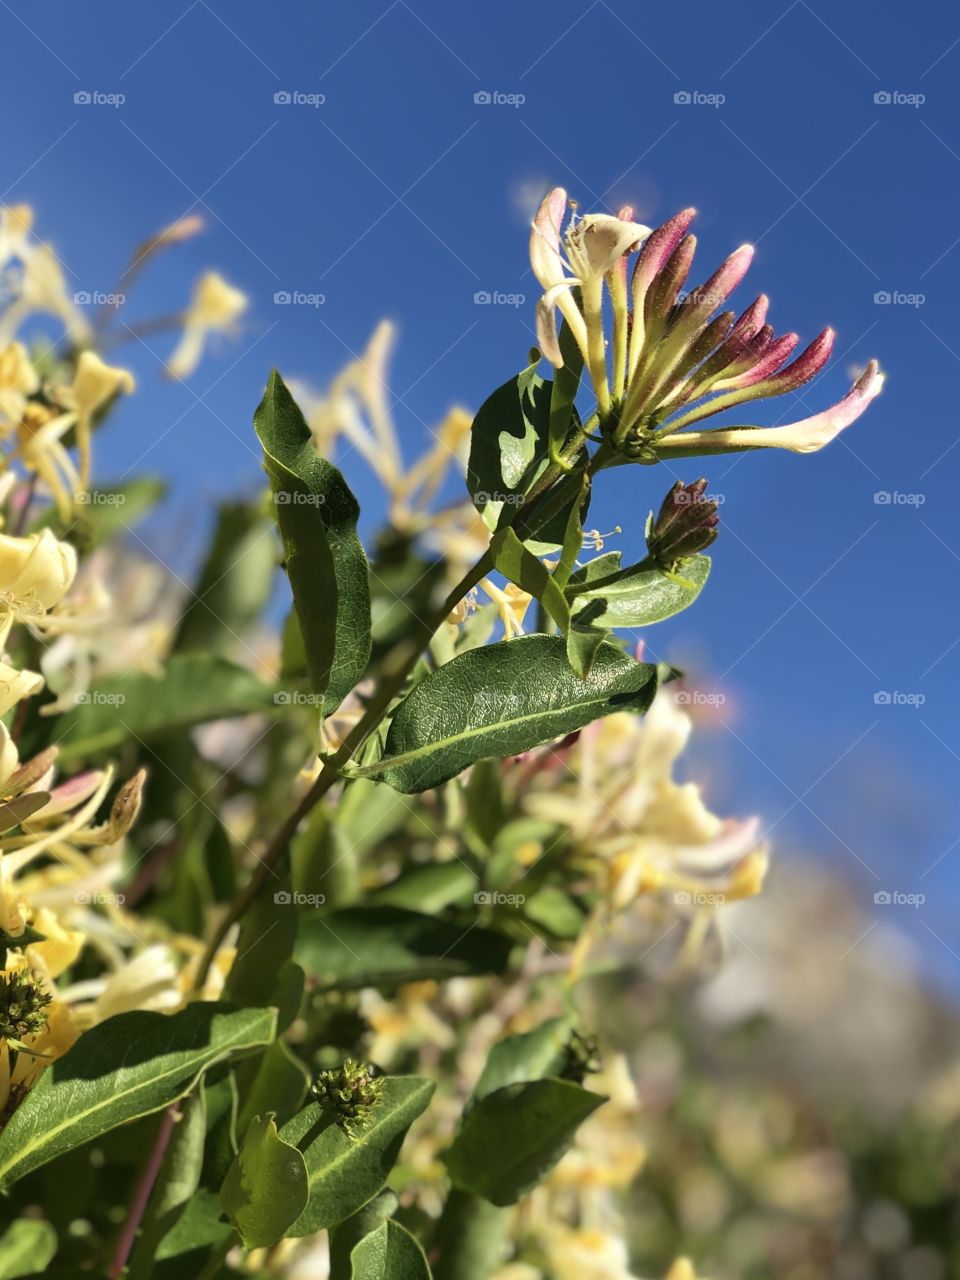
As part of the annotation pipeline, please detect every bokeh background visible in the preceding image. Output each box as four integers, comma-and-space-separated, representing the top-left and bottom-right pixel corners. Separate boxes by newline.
0, 1, 955, 990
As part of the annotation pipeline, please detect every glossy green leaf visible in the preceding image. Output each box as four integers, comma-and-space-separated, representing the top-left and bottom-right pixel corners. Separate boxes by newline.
235, 1039, 311, 1136
350, 1220, 432, 1280
255, 369, 371, 712
568, 554, 711, 628
221, 1113, 309, 1248
295, 907, 512, 990
281, 1076, 435, 1235
329, 1191, 398, 1280
466, 365, 585, 553
443, 1078, 604, 1205
489, 527, 569, 632
0, 1003, 275, 1187
472, 1017, 574, 1101
54, 654, 279, 760
369, 636, 658, 793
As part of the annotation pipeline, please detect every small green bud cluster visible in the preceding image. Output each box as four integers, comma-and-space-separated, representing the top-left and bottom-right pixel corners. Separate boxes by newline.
0, 969, 52, 1042
312, 1058, 385, 1138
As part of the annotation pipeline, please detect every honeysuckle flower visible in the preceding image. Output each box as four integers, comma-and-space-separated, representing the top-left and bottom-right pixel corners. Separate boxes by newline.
530, 193, 883, 462
56, 351, 135, 490
646, 478, 719, 570
0, 528, 77, 636
523, 696, 767, 921
0, 343, 39, 430
0, 660, 43, 716
166, 270, 248, 379
531, 189, 651, 415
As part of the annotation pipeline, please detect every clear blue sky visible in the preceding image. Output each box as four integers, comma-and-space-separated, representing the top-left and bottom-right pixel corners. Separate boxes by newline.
3, 1, 958, 983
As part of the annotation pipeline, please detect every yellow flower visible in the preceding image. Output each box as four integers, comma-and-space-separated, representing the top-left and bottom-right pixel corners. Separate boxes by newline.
57, 352, 135, 491
166, 271, 248, 379
0, 343, 39, 430
0, 661, 42, 717
0, 528, 77, 627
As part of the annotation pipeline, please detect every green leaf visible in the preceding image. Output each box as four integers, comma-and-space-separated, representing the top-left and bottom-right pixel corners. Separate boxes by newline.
471, 1018, 574, 1101
443, 1079, 604, 1206
568, 554, 711, 628
127, 1091, 207, 1280
294, 907, 512, 990
370, 863, 476, 914
224, 878, 298, 1023
54, 655, 279, 761
466, 365, 585, 553
221, 1112, 309, 1248
34, 477, 166, 547
174, 501, 276, 656
235, 1039, 311, 1136
0, 1003, 275, 1187
281, 1076, 435, 1235
350, 1221, 432, 1280
255, 370, 371, 713
330, 1191, 398, 1280
0, 1220, 56, 1278
368, 636, 658, 793
489, 528, 569, 633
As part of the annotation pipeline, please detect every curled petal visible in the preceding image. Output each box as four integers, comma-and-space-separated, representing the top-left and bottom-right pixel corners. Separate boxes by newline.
529, 187, 568, 290
658, 361, 884, 455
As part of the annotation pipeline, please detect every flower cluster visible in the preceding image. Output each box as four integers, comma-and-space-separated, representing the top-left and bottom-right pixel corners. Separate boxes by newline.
531, 189, 884, 460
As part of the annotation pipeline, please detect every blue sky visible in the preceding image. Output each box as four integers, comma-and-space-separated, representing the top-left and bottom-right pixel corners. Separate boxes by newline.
2, 1, 958, 983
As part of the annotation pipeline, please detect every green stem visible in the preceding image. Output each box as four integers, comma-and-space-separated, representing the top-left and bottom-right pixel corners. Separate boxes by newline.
431, 1189, 509, 1280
